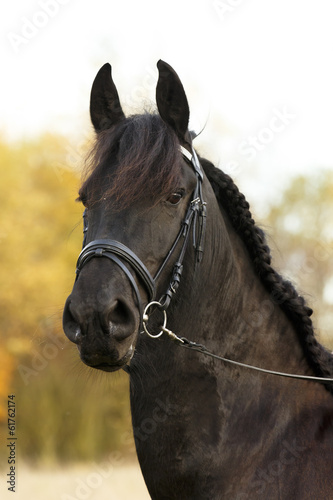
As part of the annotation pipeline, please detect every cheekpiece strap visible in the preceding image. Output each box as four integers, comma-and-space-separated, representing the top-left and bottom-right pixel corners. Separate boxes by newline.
179, 145, 204, 181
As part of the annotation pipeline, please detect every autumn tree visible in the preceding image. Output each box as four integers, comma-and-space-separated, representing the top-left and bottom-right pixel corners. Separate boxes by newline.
265, 171, 333, 348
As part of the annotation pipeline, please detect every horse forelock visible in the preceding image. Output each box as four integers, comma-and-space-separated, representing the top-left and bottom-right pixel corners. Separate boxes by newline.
80, 113, 183, 209
201, 158, 333, 393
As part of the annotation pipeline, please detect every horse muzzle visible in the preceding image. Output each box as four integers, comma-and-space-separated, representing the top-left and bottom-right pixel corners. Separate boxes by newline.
62, 269, 140, 372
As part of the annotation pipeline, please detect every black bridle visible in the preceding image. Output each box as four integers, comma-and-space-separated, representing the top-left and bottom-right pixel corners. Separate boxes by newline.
75, 144, 206, 322
74, 145, 333, 384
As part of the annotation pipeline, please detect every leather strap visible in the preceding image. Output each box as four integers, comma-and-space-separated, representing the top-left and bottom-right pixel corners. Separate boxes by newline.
76, 239, 156, 302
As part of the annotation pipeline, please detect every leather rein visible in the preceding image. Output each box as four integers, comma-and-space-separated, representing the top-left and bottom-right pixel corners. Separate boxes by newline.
75, 145, 333, 384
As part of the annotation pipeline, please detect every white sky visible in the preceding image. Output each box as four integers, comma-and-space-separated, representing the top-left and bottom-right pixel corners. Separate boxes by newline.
2, 0, 333, 213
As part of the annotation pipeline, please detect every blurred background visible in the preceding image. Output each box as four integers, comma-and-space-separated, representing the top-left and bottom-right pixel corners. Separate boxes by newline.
1, 0, 333, 498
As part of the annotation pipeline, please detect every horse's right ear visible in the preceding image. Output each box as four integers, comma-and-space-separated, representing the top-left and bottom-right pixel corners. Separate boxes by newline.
90, 63, 125, 132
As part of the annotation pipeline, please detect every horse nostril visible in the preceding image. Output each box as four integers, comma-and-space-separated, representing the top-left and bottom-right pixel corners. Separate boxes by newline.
107, 299, 136, 341
63, 297, 82, 345
108, 299, 131, 325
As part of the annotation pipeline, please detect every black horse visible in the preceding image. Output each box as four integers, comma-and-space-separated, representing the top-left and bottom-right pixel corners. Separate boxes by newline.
63, 61, 333, 499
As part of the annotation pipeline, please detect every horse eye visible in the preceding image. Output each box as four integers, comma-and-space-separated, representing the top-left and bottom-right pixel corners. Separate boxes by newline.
167, 192, 183, 205
76, 192, 88, 207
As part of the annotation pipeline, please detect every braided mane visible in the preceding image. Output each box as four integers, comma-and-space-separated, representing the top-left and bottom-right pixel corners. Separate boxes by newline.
201, 157, 333, 393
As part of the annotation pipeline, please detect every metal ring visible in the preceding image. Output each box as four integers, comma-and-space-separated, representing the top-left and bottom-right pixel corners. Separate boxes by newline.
142, 301, 167, 339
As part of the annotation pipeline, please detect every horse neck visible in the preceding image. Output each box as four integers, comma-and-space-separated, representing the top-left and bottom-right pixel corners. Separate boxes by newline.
130, 183, 330, 409
129, 191, 333, 499
169, 199, 316, 387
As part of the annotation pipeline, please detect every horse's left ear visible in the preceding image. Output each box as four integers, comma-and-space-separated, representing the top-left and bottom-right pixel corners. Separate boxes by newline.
90, 63, 125, 132
156, 60, 190, 142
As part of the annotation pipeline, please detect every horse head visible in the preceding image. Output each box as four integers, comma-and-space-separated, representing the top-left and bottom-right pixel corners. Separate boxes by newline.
63, 61, 209, 372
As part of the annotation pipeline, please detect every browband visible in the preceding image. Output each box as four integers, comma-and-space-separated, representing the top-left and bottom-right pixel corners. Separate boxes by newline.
179, 145, 203, 180
179, 145, 192, 162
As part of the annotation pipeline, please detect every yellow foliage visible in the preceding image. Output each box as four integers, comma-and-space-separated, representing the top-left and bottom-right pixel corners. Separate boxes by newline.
0, 134, 87, 417
0, 347, 14, 421
266, 172, 333, 347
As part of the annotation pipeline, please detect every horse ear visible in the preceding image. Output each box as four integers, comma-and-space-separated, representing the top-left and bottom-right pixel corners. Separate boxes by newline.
156, 60, 190, 141
90, 63, 125, 132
